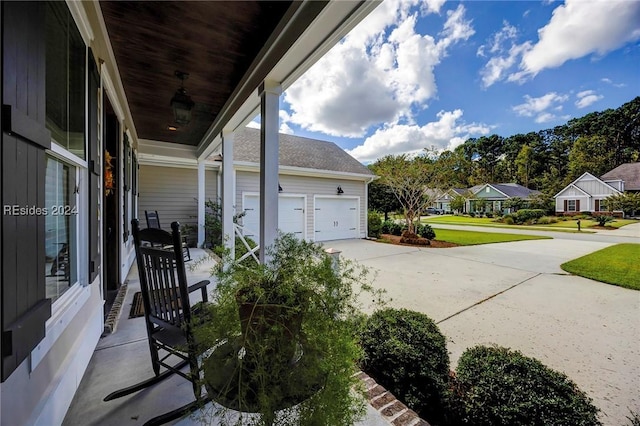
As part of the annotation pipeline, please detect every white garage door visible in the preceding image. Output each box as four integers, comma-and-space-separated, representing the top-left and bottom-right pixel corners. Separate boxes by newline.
314, 197, 359, 242
241, 194, 305, 244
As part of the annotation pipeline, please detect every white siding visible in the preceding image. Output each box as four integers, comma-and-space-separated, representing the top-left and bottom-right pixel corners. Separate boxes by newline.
575, 178, 619, 197
139, 165, 218, 229
235, 171, 368, 241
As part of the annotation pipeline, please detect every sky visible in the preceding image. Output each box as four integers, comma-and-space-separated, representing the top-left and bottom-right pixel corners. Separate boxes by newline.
249, 0, 640, 164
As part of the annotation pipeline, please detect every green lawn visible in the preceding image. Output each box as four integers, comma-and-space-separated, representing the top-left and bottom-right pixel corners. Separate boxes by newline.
434, 228, 551, 246
422, 216, 585, 233
423, 215, 637, 231
561, 244, 640, 290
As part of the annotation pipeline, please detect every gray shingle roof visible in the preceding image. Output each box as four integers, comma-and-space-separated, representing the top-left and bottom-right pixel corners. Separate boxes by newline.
471, 183, 538, 198
232, 128, 373, 176
492, 183, 540, 198
601, 162, 640, 191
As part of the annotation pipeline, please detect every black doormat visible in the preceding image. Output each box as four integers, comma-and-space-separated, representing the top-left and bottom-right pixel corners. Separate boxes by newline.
129, 292, 145, 318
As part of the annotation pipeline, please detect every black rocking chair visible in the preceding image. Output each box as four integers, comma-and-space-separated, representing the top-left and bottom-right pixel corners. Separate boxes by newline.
145, 210, 191, 261
104, 219, 212, 425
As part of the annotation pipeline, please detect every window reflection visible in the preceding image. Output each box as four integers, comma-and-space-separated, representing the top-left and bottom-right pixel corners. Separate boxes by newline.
45, 157, 77, 302
45, 1, 86, 159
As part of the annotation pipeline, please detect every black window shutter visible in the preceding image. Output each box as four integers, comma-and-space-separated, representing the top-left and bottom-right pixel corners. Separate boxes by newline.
2, 1, 52, 382
88, 48, 100, 284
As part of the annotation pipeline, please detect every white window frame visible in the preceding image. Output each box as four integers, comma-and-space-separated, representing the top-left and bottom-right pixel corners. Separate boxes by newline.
31, 38, 91, 371
567, 200, 577, 212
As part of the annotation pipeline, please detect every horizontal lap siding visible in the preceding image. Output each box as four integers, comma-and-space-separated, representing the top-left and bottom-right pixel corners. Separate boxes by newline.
236, 171, 367, 240
138, 165, 217, 229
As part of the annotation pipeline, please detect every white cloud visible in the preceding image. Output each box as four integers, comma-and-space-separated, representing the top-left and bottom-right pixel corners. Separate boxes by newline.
347, 109, 491, 162
513, 0, 640, 81
512, 92, 569, 123
512, 92, 568, 117
575, 90, 603, 108
283, 1, 474, 138
246, 120, 260, 129
601, 77, 626, 88
479, 0, 640, 86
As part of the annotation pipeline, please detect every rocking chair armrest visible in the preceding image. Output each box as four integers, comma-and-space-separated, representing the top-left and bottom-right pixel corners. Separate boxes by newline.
188, 280, 210, 302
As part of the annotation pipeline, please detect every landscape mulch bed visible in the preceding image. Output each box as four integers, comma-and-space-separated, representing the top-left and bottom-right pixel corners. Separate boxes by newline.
379, 234, 459, 248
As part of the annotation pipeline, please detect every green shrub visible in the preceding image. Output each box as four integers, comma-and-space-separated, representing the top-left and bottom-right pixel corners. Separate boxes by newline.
594, 215, 614, 227
504, 216, 514, 225
368, 211, 383, 238
485, 212, 493, 218
381, 220, 393, 234
359, 309, 450, 423
452, 346, 601, 426
469, 212, 476, 218
389, 221, 403, 236
415, 223, 436, 240
513, 209, 546, 224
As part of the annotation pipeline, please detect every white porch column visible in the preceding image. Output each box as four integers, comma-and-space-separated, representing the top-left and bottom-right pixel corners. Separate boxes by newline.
259, 80, 281, 263
222, 130, 235, 255
197, 160, 206, 248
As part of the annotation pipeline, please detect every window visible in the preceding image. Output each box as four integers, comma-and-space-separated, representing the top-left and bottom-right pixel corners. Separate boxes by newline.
598, 200, 607, 212
45, 1, 86, 159
44, 1, 86, 302
45, 156, 78, 302
567, 200, 576, 211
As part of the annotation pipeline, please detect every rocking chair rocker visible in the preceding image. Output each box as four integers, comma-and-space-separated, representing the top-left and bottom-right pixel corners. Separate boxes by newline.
104, 219, 212, 425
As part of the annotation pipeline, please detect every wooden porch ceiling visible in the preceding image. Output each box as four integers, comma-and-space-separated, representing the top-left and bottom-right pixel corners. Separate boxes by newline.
99, 1, 293, 146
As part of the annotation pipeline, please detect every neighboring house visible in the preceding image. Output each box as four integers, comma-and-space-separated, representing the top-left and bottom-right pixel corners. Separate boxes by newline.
554, 172, 622, 215
467, 183, 539, 214
434, 188, 468, 213
600, 162, 640, 192
0, 2, 379, 426
139, 128, 375, 244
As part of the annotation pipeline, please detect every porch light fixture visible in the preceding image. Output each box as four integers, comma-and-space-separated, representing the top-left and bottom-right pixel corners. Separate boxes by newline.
278, 183, 283, 192
212, 154, 223, 162
336, 185, 344, 195
170, 71, 195, 125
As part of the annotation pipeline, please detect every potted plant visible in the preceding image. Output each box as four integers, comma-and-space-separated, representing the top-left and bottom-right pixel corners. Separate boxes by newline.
194, 233, 382, 426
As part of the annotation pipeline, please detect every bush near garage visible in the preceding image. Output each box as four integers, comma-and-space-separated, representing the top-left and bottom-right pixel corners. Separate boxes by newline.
382, 221, 405, 236
359, 308, 450, 423
415, 223, 436, 240
451, 345, 601, 426
368, 211, 383, 238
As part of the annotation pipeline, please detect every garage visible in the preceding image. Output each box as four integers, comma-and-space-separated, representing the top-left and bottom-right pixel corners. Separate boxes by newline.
314, 197, 359, 241
241, 194, 306, 244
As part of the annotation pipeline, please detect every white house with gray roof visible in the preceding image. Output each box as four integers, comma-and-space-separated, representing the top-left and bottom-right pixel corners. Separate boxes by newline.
139, 127, 375, 243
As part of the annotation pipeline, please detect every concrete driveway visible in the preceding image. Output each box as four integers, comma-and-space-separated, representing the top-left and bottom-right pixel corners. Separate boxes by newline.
325, 238, 640, 426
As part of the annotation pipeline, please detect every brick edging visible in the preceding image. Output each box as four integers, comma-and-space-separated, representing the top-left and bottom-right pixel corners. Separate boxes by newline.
356, 371, 431, 426
104, 281, 128, 334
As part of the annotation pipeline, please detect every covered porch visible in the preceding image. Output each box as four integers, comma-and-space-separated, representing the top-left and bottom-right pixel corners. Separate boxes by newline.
62, 249, 390, 426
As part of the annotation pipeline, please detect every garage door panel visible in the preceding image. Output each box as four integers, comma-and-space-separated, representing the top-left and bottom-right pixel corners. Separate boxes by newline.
314, 198, 358, 242
241, 195, 305, 244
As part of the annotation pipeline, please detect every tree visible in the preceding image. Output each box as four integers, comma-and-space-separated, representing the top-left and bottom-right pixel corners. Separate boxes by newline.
450, 194, 467, 214
528, 192, 555, 215
368, 179, 402, 221
567, 135, 613, 180
371, 154, 437, 234
503, 197, 526, 212
515, 145, 536, 187
605, 192, 640, 217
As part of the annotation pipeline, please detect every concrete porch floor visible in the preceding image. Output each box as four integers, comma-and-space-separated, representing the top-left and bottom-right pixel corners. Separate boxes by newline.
63, 248, 389, 426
